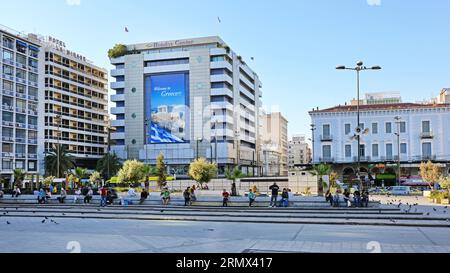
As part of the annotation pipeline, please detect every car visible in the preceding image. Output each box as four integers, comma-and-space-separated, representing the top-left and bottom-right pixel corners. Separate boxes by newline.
391, 186, 411, 196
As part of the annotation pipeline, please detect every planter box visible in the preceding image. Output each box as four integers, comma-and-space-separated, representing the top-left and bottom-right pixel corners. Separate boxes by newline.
441, 199, 450, 205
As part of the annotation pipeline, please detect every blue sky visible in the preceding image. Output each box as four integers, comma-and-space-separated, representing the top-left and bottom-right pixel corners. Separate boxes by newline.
2, 0, 449, 138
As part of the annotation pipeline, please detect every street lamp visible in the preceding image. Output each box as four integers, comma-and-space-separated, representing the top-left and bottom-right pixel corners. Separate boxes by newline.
394, 116, 402, 186
144, 118, 151, 165
196, 137, 203, 160
336, 61, 381, 191
310, 124, 316, 163
54, 114, 62, 178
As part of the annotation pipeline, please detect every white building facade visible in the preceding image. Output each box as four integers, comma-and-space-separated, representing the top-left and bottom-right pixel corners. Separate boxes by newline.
110, 37, 263, 175
310, 103, 450, 186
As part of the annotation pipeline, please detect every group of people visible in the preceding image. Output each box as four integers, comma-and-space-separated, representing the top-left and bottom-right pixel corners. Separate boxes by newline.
325, 188, 370, 207
269, 183, 293, 208
183, 185, 197, 206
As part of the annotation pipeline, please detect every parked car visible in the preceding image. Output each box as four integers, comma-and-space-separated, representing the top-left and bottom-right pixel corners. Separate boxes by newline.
391, 186, 411, 196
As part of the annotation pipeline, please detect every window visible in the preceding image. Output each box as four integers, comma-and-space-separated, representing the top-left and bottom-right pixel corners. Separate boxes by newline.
145, 58, 189, 67
422, 142, 432, 157
372, 123, 378, 134
2, 143, 13, 153
15, 160, 25, 170
360, 144, 365, 157
322, 124, 330, 137
2, 111, 13, 122
400, 122, 406, 133
345, 145, 352, 158
29, 73, 38, 83
2, 128, 13, 137
422, 121, 430, 133
386, 122, 392, 134
3, 80, 13, 91
322, 145, 331, 159
28, 161, 37, 171
16, 69, 26, 80
386, 144, 393, 159
15, 144, 26, 154
16, 84, 26, 94
16, 54, 26, 66
2, 160, 13, 170
345, 124, 351, 135
28, 145, 37, 154
2, 50, 13, 61
372, 144, 379, 157
3, 65, 13, 76
211, 56, 225, 62
16, 114, 26, 124
400, 143, 407, 154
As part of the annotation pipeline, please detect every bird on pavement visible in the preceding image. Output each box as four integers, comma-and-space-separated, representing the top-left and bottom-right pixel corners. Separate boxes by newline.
433, 208, 437, 212
426, 212, 430, 216
390, 219, 396, 223
45, 216, 48, 219
160, 210, 164, 213
6, 221, 10, 225
41, 219, 45, 223
445, 206, 448, 209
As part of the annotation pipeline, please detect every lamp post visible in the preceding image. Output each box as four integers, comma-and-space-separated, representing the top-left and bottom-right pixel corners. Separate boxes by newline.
144, 118, 150, 165
336, 61, 381, 191
310, 124, 316, 163
196, 138, 203, 160
54, 114, 62, 178
394, 116, 402, 186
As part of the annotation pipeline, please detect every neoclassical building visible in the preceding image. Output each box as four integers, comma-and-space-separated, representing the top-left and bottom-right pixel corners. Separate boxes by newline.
309, 102, 450, 186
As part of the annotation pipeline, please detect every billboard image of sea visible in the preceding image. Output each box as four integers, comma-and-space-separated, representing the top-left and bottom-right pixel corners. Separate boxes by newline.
145, 73, 190, 144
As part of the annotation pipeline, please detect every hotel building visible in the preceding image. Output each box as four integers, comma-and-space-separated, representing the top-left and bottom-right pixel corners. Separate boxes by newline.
110, 36, 263, 175
0, 26, 41, 183
38, 35, 109, 170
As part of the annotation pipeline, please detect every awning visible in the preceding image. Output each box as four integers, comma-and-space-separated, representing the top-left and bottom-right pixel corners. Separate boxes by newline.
28, 45, 39, 51
16, 40, 28, 47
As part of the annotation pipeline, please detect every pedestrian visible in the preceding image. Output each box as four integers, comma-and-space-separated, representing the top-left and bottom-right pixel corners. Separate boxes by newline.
190, 185, 197, 203
107, 187, 118, 205
140, 188, 149, 205
38, 189, 46, 204
248, 189, 256, 207
343, 189, 351, 207
84, 187, 93, 204
353, 190, 362, 207
161, 188, 171, 206
49, 184, 54, 194
222, 189, 230, 207
361, 191, 370, 207
333, 189, 341, 207
100, 186, 108, 207
12, 186, 21, 198
0, 184, 3, 199
46, 189, 52, 202
281, 188, 289, 207
183, 187, 191, 206
74, 188, 81, 203
325, 189, 334, 206
57, 188, 67, 203
269, 182, 280, 207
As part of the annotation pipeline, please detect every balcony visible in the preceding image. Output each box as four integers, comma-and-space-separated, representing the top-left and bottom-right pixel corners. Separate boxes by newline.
111, 132, 125, 140
2, 74, 14, 81
111, 94, 125, 102
2, 152, 14, 158
15, 153, 26, 159
420, 132, 434, 139
28, 124, 38, 130
111, 119, 125, 127
110, 81, 125, 89
2, 121, 14, 127
211, 88, 233, 98
110, 68, 125, 77
2, 89, 14, 96
353, 156, 371, 162
16, 122, 26, 128
320, 135, 333, 142
2, 105, 14, 111
211, 74, 233, 85
16, 137, 26, 143
15, 107, 27, 114
28, 139, 38, 144
210, 60, 233, 72
16, 92, 27, 99
28, 154, 38, 159
412, 155, 437, 161
111, 107, 125, 115
319, 157, 334, 163
1, 136, 14, 142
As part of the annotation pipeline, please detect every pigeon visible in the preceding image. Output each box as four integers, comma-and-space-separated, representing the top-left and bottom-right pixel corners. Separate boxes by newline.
390, 219, 396, 223
426, 213, 430, 216
45, 217, 48, 220
160, 210, 164, 213
62, 213, 66, 216
32, 211, 35, 214
445, 206, 448, 209
6, 221, 10, 225
41, 219, 45, 223
433, 208, 437, 212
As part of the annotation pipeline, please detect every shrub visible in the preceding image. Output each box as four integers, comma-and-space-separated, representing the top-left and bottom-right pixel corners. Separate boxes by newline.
108, 44, 128, 59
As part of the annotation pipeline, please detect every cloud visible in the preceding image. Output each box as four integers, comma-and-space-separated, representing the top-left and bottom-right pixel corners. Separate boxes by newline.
367, 0, 381, 6
66, 0, 81, 6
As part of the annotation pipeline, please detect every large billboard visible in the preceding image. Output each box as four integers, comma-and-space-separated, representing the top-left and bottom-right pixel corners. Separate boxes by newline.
145, 73, 189, 144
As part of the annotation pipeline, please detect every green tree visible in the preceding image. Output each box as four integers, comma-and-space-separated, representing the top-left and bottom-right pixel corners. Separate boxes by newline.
225, 166, 246, 196
420, 161, 441, 190
13, 169, 26, 188
108, 44, 128, 59
89, 171, 102, 185
96, 152, 122, 180
142, 165, 157, 190
117, 160, 146, 186
72, 167, 89, 180
188, 158, 217, 188
156, 152, 167, 188
44, 144, 75, 177
43, 176, 55, 187
309, 164, 331, 196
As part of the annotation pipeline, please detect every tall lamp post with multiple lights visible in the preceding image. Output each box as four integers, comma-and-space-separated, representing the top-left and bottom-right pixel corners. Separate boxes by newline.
394, 116, 402, 186
336, 61, 381, 190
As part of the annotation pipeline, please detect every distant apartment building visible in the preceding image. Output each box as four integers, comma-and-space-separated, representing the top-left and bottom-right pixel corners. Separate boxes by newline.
109, 36, 263, 175
0, 26, 42, 183
309, 96, 450, 186
288, 135, 312, 169
351, 92, 402, 106
260, 112, 288, 176
34, 35, 109, 171
438, 88, 450, 104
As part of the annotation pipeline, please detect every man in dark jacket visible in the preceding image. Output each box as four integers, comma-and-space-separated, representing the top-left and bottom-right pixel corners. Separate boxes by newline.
140, 188, 149, 205
269, 183, 280, 207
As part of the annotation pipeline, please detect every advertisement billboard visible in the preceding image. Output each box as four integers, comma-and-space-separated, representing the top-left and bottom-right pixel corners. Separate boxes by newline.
145, 73, 190, 144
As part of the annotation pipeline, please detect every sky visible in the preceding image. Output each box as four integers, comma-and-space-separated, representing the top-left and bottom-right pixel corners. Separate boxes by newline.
1, 0, 449, 139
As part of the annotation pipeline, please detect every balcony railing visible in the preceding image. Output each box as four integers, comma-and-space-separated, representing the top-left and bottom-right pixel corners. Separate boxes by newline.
320, 135, 333, 142
420, 132, 434, 139
319, 157, 334, 163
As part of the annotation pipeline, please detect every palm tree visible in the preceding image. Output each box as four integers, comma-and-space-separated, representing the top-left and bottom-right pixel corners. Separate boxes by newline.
142, 165, 157, 190
44, 144, 75, 177
225, 166, 246, 196
13, 169, 26, 189
72, 167, 89, 180
309, 164, 332, 196
96, 152, 121, 180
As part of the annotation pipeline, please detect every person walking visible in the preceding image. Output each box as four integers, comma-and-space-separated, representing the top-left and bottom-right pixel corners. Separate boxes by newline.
190, 185, 197, 204
100, 186, 108, 207
57, 187, 67, 204
183, 187, 191, 206
38, 189, 46, 204
325, 190, 334, 206
248, 189, 256, 207
222, 189, 230, 207
269, 182, 280, 208
140, 188, 149, 205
